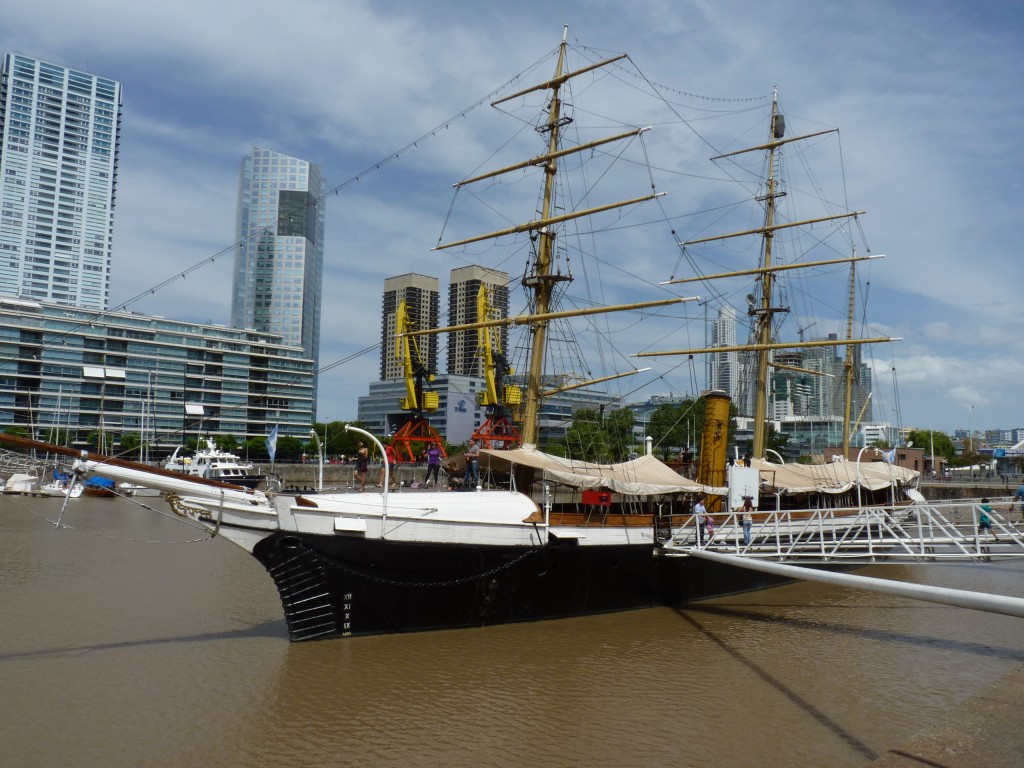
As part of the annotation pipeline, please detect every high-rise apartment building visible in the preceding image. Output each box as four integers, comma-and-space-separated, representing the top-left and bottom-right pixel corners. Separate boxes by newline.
707, 306, 741, 402
0, 54, 122, 309
447, 265, 509, 376
231, 147, 325, 371
380, 273, 439, 380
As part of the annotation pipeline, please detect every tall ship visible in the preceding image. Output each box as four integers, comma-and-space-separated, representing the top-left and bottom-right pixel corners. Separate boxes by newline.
0, 30, 921, 641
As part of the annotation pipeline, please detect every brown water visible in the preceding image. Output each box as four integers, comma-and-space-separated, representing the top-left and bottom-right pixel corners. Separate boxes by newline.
2, 495, 1022, 767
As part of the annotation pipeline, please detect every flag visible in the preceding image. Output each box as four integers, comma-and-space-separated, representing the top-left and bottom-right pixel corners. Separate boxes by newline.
266, 424, 279, 462
883, 448, 896, 464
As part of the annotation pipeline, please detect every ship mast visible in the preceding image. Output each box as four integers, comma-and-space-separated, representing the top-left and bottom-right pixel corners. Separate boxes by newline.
431, 28, 672, 447
633, 93, 896, 460
841, 259, 856, 453
520, 29, 569, 446
750, 92, 785, 459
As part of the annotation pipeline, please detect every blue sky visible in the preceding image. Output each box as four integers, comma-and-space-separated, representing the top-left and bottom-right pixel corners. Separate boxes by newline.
4, 1, 1022, 438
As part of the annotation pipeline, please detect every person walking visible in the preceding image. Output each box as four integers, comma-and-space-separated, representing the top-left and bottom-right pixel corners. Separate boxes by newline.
424, 442, 442, 487
740, 497, 754, 546
979, 498, 999, 541
694, 497, 707, 544
464, 438, 480, 488
379, 440, 398, 490
354, 441, 369, 491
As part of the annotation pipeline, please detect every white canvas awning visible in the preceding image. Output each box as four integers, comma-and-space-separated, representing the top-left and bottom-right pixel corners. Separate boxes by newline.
480, 446, 727, 497
750, 457, 918, 495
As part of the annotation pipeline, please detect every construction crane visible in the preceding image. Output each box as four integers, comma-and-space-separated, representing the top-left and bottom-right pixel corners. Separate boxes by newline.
471, 285, 523, 449
390, 299, 446, 463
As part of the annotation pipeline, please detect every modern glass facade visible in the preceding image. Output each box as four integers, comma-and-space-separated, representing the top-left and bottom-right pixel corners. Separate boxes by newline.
231, 147, 324, 404
0, 54, 122, 310
0, 297, 314, 454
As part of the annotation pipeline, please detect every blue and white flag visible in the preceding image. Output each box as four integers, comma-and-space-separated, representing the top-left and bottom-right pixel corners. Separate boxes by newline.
266, 424, 279, 462
883, 448, 896, 464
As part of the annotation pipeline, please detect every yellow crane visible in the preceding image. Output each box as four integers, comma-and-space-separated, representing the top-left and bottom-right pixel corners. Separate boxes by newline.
471, 285, 523, 449
390, 299, 446, 463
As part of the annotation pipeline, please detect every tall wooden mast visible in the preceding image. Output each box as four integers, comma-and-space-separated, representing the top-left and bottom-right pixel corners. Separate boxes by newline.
633, 94, 894, 460
431, 28, 672, 448
750, 92, 784, 459
841, 259, 857, 454
519, 29, 569, 446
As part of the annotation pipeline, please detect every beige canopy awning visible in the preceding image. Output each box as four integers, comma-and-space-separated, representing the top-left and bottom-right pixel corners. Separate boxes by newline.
480, 446, 727, 497
750, 457, 919, 495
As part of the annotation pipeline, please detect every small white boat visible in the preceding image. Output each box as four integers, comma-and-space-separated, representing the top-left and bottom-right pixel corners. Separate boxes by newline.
41, 479, 84, 498
4, 473, 40, 494
164, 439, 263, 489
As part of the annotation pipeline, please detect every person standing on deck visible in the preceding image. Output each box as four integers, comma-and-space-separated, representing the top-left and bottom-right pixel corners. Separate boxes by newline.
464, 438, 480, 488
354, 441, 369, 491
424, 442, 442, 487
694, 497, 708, 543
740, 497, 754, 546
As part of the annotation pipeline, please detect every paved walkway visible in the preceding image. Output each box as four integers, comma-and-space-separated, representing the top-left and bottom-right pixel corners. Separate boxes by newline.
868, 663, 1024, 767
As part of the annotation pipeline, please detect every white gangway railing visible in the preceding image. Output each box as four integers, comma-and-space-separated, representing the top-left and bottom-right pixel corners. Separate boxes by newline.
660, 499, 1024, 619
662, 499, 1024, 564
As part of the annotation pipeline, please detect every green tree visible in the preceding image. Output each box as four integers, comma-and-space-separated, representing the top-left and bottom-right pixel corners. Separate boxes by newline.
41, 427, 72, 446
905, 429, 955, 462
214, 434, 239, 452
648, 404, 689, 460
312, 420, 369, 458
119, 432, 142, 456
276, 435, 304, 462
564, 409, 611, 462
604, 407, 636, 461
244, 436, 270, 461
86, 430, 114, 453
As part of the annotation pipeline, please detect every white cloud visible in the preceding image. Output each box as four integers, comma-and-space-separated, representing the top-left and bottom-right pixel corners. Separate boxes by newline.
2, 0, 1021, 435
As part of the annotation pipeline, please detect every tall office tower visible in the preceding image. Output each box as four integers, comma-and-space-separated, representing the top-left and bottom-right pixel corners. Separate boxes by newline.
380, 273, 439, 380
0, 54, 122, 309
447, 265, 509, 376
231, 147, 325, 367
707, 306, 741, 401
800, 333, 841, 418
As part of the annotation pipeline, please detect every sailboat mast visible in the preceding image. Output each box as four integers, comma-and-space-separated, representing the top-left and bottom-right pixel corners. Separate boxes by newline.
520, 29, 569, 446
842, 259, 857, 453
751, 91, 783, 459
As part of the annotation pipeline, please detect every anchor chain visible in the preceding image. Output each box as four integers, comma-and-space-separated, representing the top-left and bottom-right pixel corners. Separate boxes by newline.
165, 492, 214, 521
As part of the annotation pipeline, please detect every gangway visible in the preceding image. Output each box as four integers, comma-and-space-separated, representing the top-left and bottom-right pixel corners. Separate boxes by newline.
659, 498, 1024, 618
662, 498, 1024, 564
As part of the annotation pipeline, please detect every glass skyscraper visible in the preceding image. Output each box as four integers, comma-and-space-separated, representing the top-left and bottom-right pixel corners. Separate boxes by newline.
0, 54, 122, 310
231, 147, 325, 382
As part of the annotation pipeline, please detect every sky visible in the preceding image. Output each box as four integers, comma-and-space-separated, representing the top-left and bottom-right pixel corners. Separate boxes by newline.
3, 0, 1022, 439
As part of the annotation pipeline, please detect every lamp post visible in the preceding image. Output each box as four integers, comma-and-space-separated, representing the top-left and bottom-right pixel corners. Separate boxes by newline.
309, 428, 324, 492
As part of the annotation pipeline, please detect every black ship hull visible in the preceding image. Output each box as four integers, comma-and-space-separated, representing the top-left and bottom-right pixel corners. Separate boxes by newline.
250, 530, 789, 641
